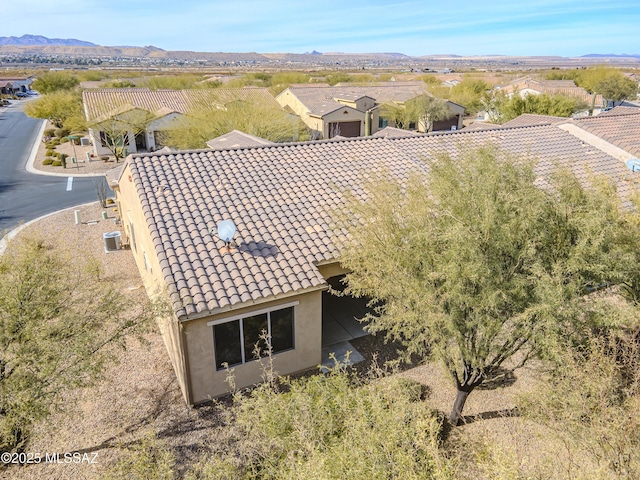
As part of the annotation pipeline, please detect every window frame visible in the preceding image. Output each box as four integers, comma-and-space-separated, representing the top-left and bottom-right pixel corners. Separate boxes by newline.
208, 301, 298, 370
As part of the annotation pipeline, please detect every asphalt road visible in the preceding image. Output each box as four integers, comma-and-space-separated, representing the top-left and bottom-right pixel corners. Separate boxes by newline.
0, 100, 99, 238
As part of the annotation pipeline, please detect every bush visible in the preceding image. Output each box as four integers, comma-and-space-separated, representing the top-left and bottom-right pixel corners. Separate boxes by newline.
60, 137, 69, 143
44, 128, 56, 137
52, 160, 62, 167
45, 149, 55, 157
54, 128, 70, 138
42, 158, 54, 165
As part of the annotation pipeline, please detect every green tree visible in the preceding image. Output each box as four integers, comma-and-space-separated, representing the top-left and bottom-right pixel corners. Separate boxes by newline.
381, 95, 452, 132
595, 75, 638, 107
31, 71, 79, 94
165, 100, 303, 149
447, 79, 490, 114
573, 66, 633, 114
407, 94, 452, 132
483, 90, 584, 123
92, 109, 154, 162
0, 238, 153, 452
336, 147, 635, 425
23, 90, 85, 129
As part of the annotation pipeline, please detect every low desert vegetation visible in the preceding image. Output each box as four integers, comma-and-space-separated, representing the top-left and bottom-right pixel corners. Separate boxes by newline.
0, 238, 155, 453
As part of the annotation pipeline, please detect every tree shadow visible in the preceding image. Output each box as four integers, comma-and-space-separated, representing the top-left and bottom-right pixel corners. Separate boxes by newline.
460, 407, 520, 425
477, 366, 517, 390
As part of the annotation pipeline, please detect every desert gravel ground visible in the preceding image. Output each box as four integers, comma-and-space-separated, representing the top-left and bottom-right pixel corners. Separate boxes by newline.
0, 202, 577, 479
2, 166, 579, 478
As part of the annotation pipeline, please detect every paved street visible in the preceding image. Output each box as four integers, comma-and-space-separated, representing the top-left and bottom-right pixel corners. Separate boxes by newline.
0, 101, 98, 238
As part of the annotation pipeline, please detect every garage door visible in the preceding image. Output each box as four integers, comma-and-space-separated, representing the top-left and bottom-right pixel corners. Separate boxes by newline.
328, 121, 361, 138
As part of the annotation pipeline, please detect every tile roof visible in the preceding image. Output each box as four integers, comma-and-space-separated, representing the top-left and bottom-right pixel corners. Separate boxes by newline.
567, 112, 640, 158
371, 126, 423, 138
121, 121, 637, 321
205, 130, 274, 149
461, 122, 503, 131
83, 88, 280, 123
501, 113, 569, 128
498, 77, 603, 106
282, 83, 431, 117
597, 105, 640, 117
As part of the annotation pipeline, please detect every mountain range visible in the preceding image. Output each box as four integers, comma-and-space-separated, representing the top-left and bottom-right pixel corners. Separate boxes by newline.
1, 35, 639, 62
0, 34, 97, 47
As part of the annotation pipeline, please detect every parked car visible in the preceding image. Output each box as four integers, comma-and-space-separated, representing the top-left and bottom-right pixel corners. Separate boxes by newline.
15, 92, 29, 98
27, 90, 39, 96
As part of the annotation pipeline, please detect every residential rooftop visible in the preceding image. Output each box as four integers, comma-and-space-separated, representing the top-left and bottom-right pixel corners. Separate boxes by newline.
115, 115, 639, 320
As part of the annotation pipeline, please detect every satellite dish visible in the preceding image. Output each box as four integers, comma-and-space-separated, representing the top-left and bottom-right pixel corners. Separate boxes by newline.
217, 220, 236, 245
625, 158, 640, 172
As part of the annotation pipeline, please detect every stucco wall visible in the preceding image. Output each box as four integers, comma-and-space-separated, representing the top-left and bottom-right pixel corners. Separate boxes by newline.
116, 162, 192, 404
185, 290, 324, 403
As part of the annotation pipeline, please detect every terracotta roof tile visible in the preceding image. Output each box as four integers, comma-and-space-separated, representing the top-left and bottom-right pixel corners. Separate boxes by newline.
125, 119, 639, 319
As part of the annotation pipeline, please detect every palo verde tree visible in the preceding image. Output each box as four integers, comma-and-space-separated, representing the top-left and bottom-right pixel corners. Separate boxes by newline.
92, 108, 154, 162
31, 71, 79, 94
336, 147, 636, 425
165, 99, 304, 149
24, 89, 85, 130
0, 238, 154, 452
595, 74, 638, 107
482, 90, 584, 123
380, 95, 451, 132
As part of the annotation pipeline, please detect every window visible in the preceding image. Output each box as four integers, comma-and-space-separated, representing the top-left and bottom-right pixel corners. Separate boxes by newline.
378, 117, 388, 129
209, 303, 296, 370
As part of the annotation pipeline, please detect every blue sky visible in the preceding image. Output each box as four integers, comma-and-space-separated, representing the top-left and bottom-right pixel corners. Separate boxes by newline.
5, 0, 639, 56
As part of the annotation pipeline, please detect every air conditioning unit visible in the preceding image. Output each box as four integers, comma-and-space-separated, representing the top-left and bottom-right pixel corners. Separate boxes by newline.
103, 231, 121, 253
80, 137, 91, 146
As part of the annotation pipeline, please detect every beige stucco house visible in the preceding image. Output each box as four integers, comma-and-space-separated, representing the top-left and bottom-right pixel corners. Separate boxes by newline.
276, 82, 465, 139
108, 111, 640, 406
83, 88, 282, 157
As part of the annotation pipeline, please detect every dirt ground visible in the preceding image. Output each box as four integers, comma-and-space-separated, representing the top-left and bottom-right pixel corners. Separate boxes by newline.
0, 205, 581, 480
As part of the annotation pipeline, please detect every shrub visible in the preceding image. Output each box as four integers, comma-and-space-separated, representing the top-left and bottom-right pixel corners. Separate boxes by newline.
45, 149, 55, 157
44, 128, 56, 137
106, 198, 115, 205
54, 128, 70, 138
42, 158, 54, 165
60, 137, 69, 143
52, 160, 62, 167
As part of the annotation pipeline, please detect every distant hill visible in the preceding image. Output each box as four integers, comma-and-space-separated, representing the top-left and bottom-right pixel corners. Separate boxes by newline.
582, 53, 640, 59
0, 34, 97, 47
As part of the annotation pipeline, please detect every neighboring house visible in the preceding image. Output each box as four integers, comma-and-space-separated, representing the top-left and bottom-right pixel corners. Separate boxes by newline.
496, 76, 605, 115
83, 88, 282, 157
276, 82, 465, 139
108, 113, 640, 406
0, 76, 34, 94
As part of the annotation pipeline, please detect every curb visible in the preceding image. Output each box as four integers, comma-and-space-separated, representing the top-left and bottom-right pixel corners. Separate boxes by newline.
26, 121, 106, 178
0, 201, 99, 256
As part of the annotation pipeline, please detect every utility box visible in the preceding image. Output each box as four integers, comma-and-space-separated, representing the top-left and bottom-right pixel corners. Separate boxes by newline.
103, 231, 121, 253
80, 137, 91, 146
